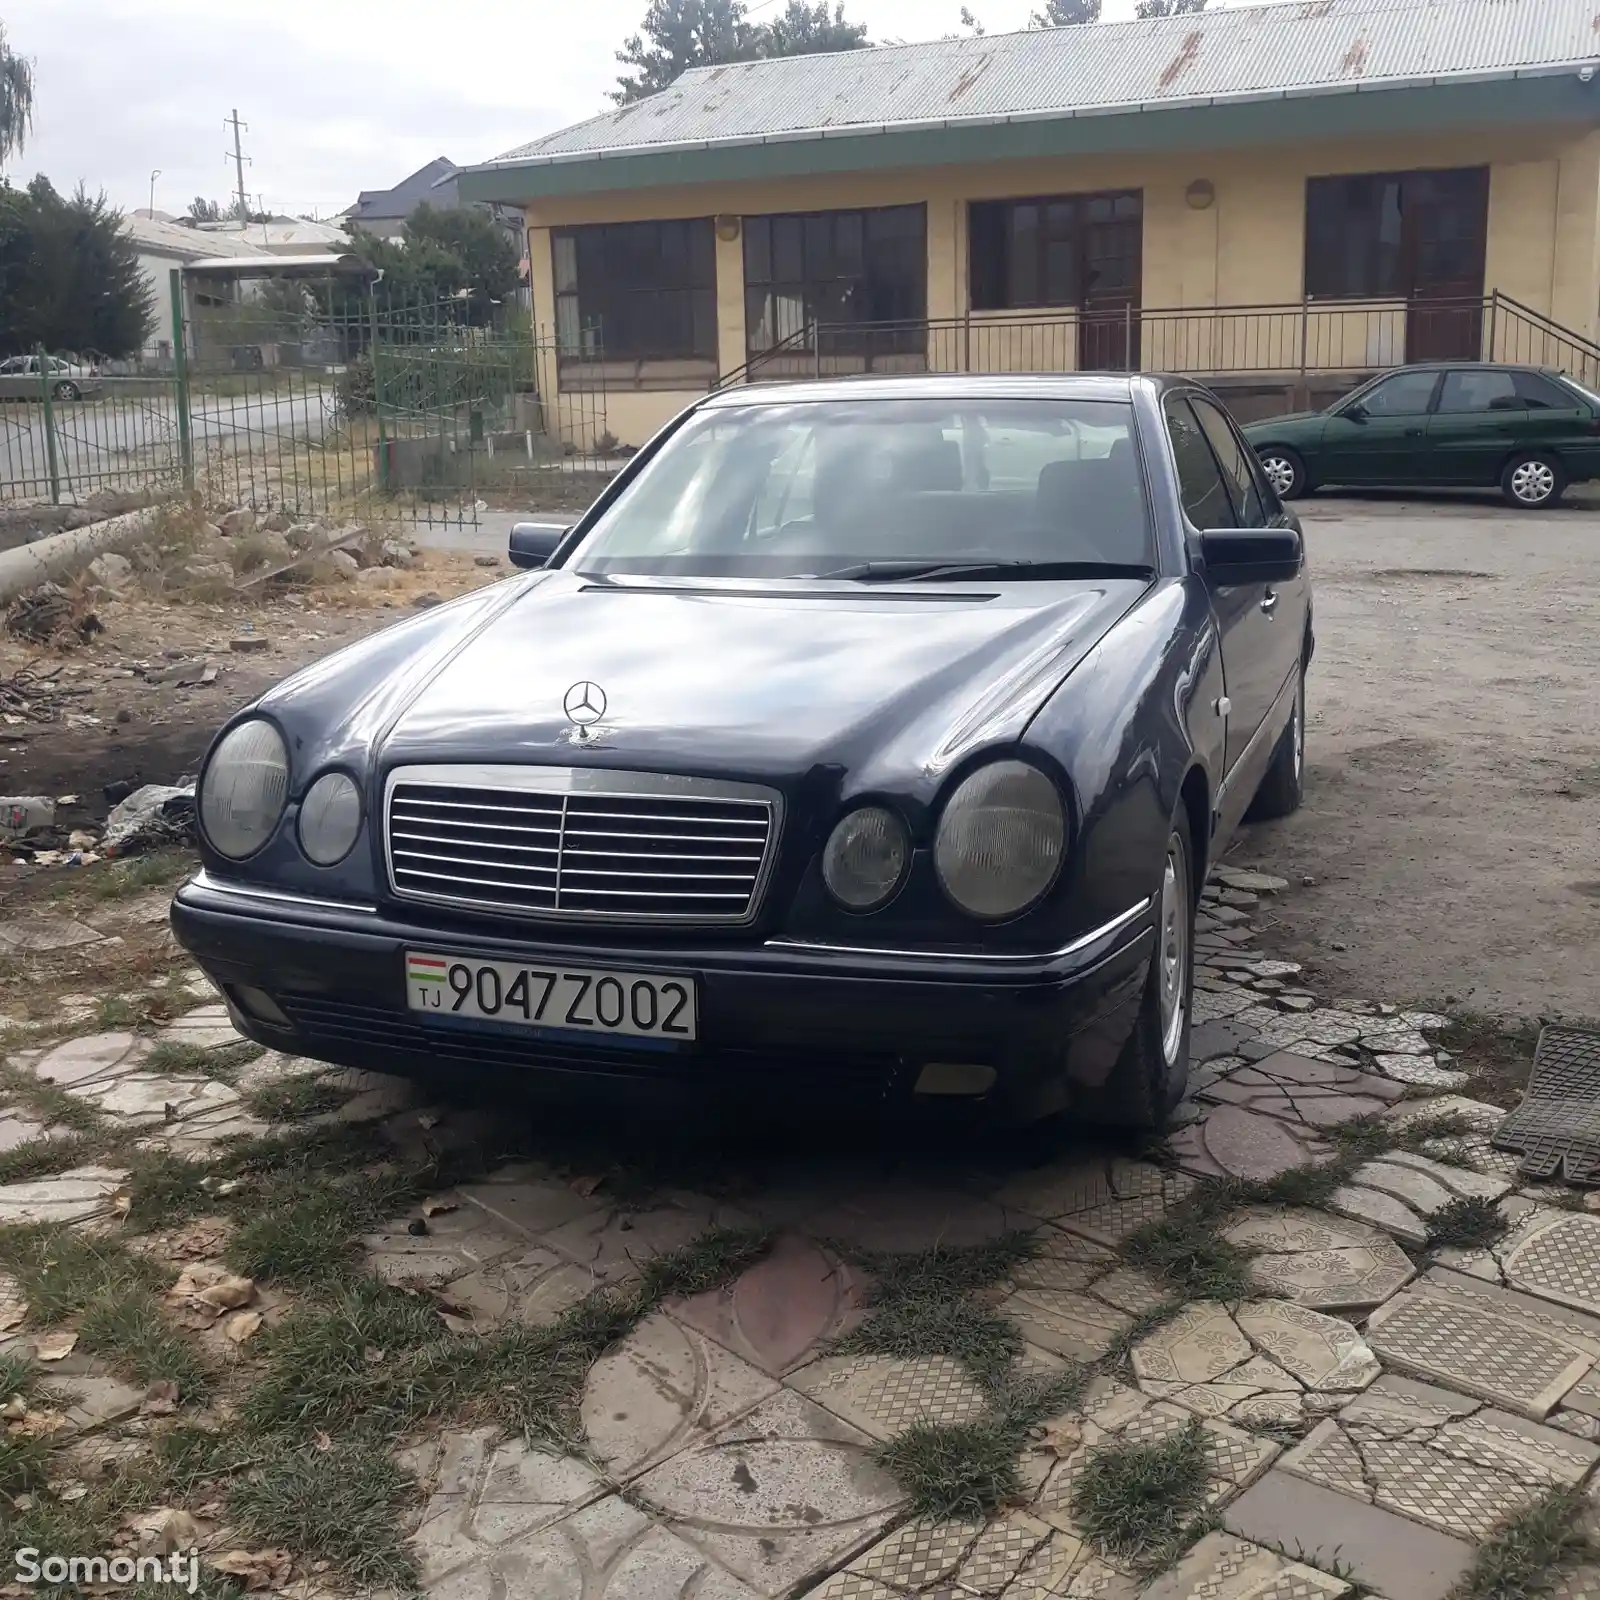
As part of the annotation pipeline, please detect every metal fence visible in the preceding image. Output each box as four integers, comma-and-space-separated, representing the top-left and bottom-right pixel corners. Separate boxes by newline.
0, 276, 612, 528
721, 290, 1600, 398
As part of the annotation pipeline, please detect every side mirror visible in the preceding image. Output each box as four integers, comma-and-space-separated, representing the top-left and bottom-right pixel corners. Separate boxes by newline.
1198, 528, 1303, 585
1340, 402, 1368, 423
508, 521, 569, 570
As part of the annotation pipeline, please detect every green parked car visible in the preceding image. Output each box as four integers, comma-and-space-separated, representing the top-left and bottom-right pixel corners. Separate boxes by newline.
1241, 362, 1600, 509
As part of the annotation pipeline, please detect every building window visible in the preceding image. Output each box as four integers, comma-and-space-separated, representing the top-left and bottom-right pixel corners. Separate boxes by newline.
1304, 168, 1488, 301
743, 205, 927, 353
552, 219, 717, 363
968, 192, 1142, 312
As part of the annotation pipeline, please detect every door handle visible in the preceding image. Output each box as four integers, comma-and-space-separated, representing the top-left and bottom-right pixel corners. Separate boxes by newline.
1404, 427, 1424, 437
1260, 589, 1279, 615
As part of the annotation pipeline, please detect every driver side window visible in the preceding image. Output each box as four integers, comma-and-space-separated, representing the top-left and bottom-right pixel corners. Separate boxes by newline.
1165, 397, 1235, 530
1355, 370, 1439, 418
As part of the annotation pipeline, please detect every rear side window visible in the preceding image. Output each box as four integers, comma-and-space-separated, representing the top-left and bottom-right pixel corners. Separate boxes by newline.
1190, 397, 1268, 528
1165, 398, 1235, 530
1437, 370, 1519, 414
1514, 372, 1579, 410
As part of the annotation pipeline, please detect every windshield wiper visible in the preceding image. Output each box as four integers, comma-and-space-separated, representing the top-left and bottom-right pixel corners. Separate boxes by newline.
811, 559, 1155, 583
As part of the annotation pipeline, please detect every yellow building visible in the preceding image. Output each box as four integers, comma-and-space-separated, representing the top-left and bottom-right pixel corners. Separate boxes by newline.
461, 0, 1600, 447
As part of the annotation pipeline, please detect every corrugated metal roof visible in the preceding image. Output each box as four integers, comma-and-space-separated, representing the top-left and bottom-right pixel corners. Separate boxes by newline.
479, 0, 1600, 168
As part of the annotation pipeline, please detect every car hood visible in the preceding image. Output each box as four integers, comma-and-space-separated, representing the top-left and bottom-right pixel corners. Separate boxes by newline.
1244, 410, 1324, 436
376, 568, 1152, 786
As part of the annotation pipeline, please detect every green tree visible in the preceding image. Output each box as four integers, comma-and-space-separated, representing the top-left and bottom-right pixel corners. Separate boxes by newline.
614, 0, 868, 103
403, 202, 520, 312
755, 2, 868, 55
0, 22, 32, 166
0, 178, 154, 358
614, 0, 752, 104
1031, 0, 1101, 25
187, 197, 225, 222
1135, 0, 1205, 16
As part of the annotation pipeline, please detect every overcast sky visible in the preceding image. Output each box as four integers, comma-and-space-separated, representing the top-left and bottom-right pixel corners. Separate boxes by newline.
1, 0, 1156, 218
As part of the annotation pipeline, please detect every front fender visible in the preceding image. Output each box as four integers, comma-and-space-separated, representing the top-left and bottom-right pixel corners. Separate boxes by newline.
1025, 576, 1224, 934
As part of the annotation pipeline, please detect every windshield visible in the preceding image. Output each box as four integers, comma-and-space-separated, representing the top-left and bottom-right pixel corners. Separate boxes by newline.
568, 398, 1154, 579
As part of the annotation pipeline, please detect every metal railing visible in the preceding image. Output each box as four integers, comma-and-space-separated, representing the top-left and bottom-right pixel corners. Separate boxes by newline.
717, 291, 1600, 396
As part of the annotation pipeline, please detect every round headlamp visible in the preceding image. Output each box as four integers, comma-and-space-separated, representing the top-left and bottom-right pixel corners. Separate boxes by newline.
822, 806, 909, 912
199, 719, 290, 860
298, 771, 363, 866
934, 761, 1065, 920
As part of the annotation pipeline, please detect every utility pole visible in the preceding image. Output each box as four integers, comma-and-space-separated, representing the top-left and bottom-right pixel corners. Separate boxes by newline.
224, 109, 251, 221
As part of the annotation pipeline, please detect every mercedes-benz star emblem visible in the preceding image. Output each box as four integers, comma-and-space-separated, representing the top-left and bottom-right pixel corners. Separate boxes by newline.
563, 680, 607, 730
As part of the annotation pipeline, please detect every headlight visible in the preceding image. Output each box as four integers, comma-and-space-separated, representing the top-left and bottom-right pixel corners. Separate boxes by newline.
298, 772, 363, 866
935, 761, 1066, 920
822, 806, 908, 912
199, 719, 289, 860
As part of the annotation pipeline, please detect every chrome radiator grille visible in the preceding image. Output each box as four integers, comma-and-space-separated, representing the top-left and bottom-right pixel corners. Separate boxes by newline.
384, 766, 779, 924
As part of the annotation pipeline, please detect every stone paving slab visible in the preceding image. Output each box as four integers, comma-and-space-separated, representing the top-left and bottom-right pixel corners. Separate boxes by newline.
362, 1193, 527, 1288
1164, 1102, 1330, 1182
30, 1031, 146, 1086
445, 1246, 627, 1330
1365, 1267, 1600, 1419
1197, 1052, 1406, 1127
1223, 1471, 1475, 1600
998, 1240, 1135, 1362
451, 1170, 610, 1240
666, 1232, 867, 1378
1223, 1208, 1416, 1312
788, 1352, 991, 1443
0, 1165, 126, 1224
1498, 1210, 1600, 1317
0, 915, 104, 952
0, 1110, 51, 1152
155, 1003, 251, 1049
404, 1427, 607, 1588
541, 1196, 762, 1282
69, 1071, 242, 1125
802, 1183, 1033, 1253
633, 1386, 904, 1597
1330, 1151, 1512, 1246
991, 1159, 1197, 1247
1136, 1531, 1350, 1599
581, 1311, 779, 1480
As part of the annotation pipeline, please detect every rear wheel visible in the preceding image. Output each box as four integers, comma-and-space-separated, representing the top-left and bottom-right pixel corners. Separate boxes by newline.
1257, 446, 1308, 500
1246, 667, 1305, 822
52, 381, 80, 402
1501, 451, 1564, 509
1081, 810, 1194, 1130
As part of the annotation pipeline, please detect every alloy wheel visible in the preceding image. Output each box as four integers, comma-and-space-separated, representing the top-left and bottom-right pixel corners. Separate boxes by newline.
1511, 459, 1556, 505
1157, 835, 1190, 1066
1261, 455, 1296, 497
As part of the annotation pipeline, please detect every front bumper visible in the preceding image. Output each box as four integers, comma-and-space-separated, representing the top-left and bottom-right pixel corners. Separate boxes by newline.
170, 872, 1155, 1121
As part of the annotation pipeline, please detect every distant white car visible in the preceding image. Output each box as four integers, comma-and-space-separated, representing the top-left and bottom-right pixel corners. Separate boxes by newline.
0, 355, 105, 402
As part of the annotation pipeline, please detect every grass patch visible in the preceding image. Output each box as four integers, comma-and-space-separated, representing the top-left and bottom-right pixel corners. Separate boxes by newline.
873, 1368, 1087, 1521
0, 1130, 112, 1185
94, 991, 179, 1030
244, 1072, 356, 1123
143, 1039, 264, 1083
831, 1233, 1039, 1392
1453, 1485, 1594, 1599
1435, 1013, 1541, 1112
227, 1435, 419, 1589
225, 1169, 416, 1285
77, 1292, 210, 1399
1122, 1207, 1256, 1303
86, 852, 191, 902
1070, 1414, 1213, 1569
0, 1062, 105, 1134
1426, 1196, 1512, 1253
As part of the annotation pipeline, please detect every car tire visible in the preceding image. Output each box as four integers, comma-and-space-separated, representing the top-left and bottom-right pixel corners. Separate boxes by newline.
52, 381, 80, 402
1501, 451, 1565, 509
1081, 809, 1195, 1130
1246, 665, 1306, 822
1256, 446, 1309, 500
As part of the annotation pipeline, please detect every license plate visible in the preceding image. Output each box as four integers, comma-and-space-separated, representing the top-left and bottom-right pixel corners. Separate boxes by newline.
404, 951, 697, 1042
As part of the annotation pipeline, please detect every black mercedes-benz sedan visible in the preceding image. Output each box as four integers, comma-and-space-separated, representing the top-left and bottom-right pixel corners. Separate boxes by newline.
171, 374, 1311, 1130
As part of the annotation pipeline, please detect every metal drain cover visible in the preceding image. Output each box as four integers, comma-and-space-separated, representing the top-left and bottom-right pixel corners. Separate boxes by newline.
1492, 1026, 1600, 1184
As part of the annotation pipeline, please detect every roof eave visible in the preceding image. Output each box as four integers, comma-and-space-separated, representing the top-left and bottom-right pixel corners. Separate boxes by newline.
460, 68, 1599, 205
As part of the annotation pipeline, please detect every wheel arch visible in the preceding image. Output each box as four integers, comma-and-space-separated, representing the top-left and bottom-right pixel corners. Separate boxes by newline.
1179, 763, 1211, 900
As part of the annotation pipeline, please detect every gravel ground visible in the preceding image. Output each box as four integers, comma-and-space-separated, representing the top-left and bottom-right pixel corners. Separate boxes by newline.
1236, 489, 1600, 1024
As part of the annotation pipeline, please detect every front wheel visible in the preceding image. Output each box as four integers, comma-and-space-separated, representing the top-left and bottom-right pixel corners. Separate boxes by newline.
1257, 445, 1309, 500
52, 381, 80, 402
1501, 451, 1564, 509
1081, 811, 1195, 1130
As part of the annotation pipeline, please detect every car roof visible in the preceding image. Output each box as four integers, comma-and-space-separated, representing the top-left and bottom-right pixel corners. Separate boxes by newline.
699, 372, 1194, 409
1383, 361, 1568, 375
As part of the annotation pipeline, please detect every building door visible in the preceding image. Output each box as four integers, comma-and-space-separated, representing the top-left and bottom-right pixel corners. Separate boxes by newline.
1405, 168, 1488, 362
1078, 193, 1142, 372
